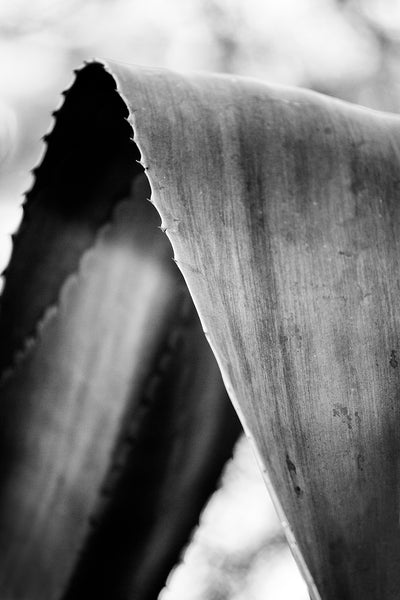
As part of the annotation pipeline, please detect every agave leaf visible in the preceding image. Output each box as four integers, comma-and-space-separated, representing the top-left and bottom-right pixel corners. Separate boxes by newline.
0, 65, 241, 600
103, 61, 400, 599
2, 59, 400, 600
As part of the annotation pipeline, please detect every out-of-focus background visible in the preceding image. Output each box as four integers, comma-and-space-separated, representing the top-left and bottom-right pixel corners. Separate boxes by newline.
0, 0, 399, 597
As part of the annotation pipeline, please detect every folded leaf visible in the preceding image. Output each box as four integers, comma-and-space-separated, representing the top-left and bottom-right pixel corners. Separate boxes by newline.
2, 59, 400, 599
103, 60, 400, 599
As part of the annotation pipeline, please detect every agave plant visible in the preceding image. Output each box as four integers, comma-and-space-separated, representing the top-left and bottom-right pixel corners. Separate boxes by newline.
1, 59, 400, 600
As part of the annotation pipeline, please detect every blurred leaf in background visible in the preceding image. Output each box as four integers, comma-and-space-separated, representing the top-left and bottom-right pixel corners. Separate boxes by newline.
1, 1, 400, 598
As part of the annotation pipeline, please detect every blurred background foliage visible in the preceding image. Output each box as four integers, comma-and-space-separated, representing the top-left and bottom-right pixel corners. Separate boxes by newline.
0, 0, 399, 598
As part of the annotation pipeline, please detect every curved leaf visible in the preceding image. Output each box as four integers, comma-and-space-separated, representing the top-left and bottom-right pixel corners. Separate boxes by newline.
2, 59, 400, 599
